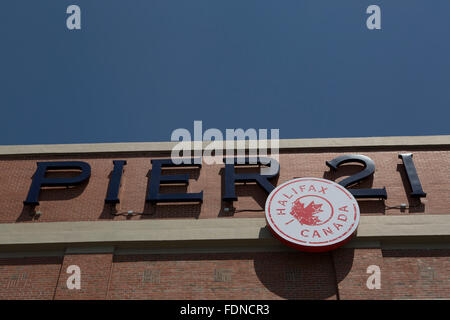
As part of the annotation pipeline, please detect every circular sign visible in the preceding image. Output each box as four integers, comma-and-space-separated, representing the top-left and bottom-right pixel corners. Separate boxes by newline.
265, 177, 360, 252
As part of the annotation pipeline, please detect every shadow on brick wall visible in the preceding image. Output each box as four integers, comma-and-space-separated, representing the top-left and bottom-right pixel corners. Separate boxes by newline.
382, 249, 449, 258
395, 164, 425, 213
323, 165, 386, 214
110, 251, 353, 299
17, 178, 89, 222
218, 167, 279, 217
99, 168, 202, 220
254, 250, 354, 300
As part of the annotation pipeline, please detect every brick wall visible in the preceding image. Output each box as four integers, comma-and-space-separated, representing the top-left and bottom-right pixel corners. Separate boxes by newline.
333, 248, 388, 299
107, 252, 337, 300
0, 146, 448, 299
0, 147, 449, 223
0, 256, 62, 299
0, 249, 448, 299
54, 253, 113, 300
382, 249, 450, 299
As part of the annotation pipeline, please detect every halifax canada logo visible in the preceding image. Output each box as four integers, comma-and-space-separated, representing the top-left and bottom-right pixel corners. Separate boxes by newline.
265, 178, 360, 252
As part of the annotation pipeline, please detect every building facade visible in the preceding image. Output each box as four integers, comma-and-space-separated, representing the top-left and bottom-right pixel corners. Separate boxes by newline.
0, 135, 449, 299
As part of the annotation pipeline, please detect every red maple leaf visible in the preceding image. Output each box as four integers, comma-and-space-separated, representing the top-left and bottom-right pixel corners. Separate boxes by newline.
290, 200, 323, 226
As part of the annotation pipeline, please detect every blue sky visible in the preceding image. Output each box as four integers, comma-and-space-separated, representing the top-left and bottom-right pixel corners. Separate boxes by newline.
1, 0, 449, 145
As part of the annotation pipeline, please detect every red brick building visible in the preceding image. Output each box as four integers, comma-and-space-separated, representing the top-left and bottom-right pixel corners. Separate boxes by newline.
0, 135, 448, 300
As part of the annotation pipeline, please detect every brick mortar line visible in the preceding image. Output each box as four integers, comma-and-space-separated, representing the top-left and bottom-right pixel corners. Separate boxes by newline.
105, 254, 114, 299
330, 251, 341, 300
52, 256, 64, 300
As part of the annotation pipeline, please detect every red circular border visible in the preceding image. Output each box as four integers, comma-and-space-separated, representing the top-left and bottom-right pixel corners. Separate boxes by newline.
265, 178, 359, 252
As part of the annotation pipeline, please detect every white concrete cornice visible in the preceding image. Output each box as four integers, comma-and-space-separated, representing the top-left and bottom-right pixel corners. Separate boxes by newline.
0, 135, 449, 156
0, 215, 448, 255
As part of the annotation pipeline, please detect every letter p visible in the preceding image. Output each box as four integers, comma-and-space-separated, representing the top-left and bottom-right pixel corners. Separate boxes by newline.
24, 161, 91, 205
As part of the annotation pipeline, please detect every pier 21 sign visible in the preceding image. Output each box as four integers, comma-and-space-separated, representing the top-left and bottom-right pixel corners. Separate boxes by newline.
23, 153, 426, 210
